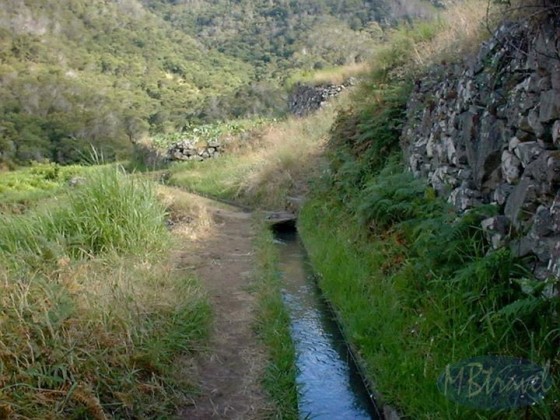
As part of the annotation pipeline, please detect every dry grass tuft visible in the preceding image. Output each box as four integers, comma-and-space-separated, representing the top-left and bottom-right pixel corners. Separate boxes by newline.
168, 94, 349, 210
239, 114, 332, 207
307, 62, 372, 85
157, 185, 214, 241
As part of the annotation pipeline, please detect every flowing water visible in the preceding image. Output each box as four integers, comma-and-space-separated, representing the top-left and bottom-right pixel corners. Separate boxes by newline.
274, 229, 381, 420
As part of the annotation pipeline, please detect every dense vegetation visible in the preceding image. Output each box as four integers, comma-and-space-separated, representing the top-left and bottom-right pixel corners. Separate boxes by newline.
0, 167, 209, 417
5, 0, 559, 418
0, 0, 439, 166
143, 0, 435, 76
297, 2, 560, 417
166, 1, 560, 417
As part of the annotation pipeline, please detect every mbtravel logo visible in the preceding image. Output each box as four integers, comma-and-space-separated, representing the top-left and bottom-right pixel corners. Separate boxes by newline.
437, 356, 553, 410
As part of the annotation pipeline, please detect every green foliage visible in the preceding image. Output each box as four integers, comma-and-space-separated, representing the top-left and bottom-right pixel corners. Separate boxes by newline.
0, 165, 168, 267
299, 189, 559, 418
328, 83, 411, 204
299, 13, 560, 412
253, 225, 298, 419
0, 0, 254, 165
0, 163, 92, 213
356, 166, 441, 229
145, 0, 427, 78
151, 118, 270, 151
0, 0, 438, 166
0, 166, 209, 417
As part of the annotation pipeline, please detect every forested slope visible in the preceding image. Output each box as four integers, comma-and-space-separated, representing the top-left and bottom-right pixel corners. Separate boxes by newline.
0, 0, 253, 165
0, 0, 437, 166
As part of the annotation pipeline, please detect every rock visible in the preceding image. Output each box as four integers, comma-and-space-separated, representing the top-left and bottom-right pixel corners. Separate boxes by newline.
528, 108, 545, 137
551, 66, 560, 90
533, 205, 554, 237
508, 136, 520, 152
168, 139, 222, 162
481, 216, 511, 249
518, 115, 533, 133
510, 235, 537, 258
464, 113, 504, 188
429, 166, 459, 194
513, 141, 543, 167
548, 242, 560, 277
539, 89, 560, 122
552, 120, 560, 146
400, 18, 560, 274
493, 183, 515, 206
448, 184, 481, 211
504, 178, 539, 230
501, 150, 521, 184
515, 128, 533, 142
68, 176, 86, 187
289, 82, 350, 117
547, 152, 560, 188
550, 192, 560, 232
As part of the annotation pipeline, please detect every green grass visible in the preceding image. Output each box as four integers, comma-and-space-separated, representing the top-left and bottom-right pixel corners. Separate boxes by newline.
0, 165, 210, 418
298, 181, 559, 419
253, 223, 298, 419
0, 162, 93, 212
168, 155, 256, 202
0, 165, 168, 267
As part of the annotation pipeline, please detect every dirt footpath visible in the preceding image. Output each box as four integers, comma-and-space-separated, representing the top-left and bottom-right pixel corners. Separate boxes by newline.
172, 194, 270, 419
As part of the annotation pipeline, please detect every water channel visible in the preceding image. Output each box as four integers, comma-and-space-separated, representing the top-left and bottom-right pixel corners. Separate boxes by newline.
273, 227, 382, 419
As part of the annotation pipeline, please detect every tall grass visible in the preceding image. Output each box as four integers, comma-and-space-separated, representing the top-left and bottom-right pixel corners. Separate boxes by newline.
169, 102, 342, 209
365, 0, 492, 84
253, 224, 298, 419
0, 166, 209, 417
299, 173, 559, 418
285, 62, 371, 87
0, 165, 168, 266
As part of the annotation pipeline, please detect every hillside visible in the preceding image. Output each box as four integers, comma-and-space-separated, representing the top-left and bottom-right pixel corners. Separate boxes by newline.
0, 0, 258, 165
143, 0, 437, 78
3, 0, 560, 418
0, 0, 439, 166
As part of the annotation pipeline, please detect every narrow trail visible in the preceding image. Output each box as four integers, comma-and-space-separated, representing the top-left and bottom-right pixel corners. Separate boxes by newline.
173, 194, 270, 419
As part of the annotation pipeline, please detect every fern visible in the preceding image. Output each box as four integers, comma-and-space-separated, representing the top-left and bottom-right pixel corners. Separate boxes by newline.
356, 167, 435, 229
496, 296, 543, 319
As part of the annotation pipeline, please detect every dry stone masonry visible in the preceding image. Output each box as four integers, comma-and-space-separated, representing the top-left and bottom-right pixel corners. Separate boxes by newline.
401, 15, 560, 280
289, 80, 355, 117
167, 139, 222, 162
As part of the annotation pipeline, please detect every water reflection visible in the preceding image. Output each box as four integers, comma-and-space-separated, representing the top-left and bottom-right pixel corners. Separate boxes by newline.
275, 231, 379, 420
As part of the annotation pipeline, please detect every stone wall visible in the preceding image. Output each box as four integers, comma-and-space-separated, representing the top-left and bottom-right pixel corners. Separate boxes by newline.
288, 81, 354, 117
167, 139, 222, 162
401, 15, 560, 280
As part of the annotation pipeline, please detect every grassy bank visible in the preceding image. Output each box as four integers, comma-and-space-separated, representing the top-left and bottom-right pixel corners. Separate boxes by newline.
298, 171, 559, 418
295, 2, 560, 417
0, 166, 209, 418
252, 224, 298, 419
167, 99, 343, 210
